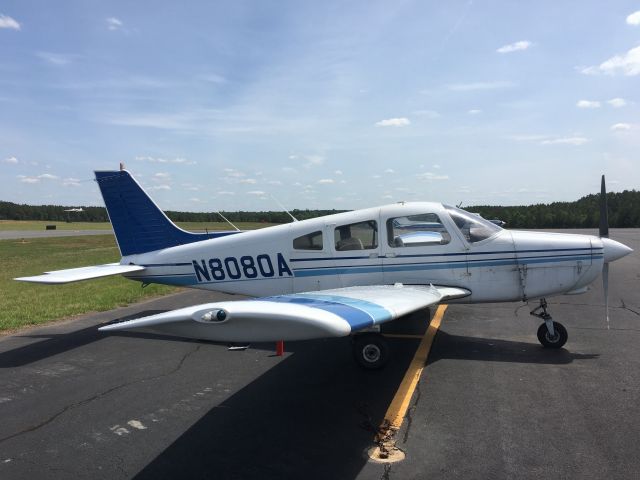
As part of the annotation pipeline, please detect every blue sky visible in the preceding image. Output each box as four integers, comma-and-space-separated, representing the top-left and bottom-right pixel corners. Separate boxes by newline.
1, 1, 639, 211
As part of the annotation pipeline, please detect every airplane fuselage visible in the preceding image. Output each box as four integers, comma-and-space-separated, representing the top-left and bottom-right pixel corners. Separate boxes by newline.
122, 202, 605, 303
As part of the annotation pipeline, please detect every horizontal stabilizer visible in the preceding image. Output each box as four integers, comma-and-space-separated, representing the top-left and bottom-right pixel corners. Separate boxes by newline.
15, 263, 145, 284
99, 284, 470, 342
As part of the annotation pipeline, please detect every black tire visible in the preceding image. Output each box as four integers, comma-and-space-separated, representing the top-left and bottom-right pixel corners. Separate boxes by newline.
353, 333, 390, 369
537, 322, 568, 349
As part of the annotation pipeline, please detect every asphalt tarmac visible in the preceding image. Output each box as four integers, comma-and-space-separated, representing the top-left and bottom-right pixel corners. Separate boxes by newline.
0, 229, 638, 479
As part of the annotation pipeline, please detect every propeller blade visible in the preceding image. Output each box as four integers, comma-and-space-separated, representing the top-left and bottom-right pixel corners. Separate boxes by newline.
599, 174, 609, 238
603, 263, 610, 329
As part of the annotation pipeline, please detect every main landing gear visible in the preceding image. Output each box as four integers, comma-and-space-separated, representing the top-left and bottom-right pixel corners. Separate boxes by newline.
352, 332, 390, 369
530, 298, 568, 349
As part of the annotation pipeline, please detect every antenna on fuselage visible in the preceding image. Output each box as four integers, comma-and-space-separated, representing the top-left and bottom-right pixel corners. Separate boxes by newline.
215, 211, 240, 231
270, 194, 298, 222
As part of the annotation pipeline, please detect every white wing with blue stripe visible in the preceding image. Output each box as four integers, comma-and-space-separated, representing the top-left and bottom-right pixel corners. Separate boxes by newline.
99, 284, 470, 342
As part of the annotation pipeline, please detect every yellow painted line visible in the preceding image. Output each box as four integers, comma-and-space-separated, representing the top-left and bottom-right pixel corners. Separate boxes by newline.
381, 305, 447, 431
382, 333, 424, 340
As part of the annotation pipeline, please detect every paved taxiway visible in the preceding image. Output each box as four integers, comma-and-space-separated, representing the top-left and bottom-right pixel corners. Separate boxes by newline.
0, 229, 638, 479
0, 230, 113, 240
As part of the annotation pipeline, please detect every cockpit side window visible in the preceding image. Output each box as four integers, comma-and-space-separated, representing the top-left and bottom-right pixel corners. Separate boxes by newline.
293, 230, 324, 250
444, 205, 502, 243
387, 213, 451, 247
334, 220, 378, 251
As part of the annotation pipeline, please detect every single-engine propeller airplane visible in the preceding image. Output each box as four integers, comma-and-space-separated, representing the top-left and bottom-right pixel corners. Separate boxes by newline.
16, 169, 632, 368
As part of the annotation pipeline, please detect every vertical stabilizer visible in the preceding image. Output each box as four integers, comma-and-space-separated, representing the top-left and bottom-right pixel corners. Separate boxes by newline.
95, 170, 237, 256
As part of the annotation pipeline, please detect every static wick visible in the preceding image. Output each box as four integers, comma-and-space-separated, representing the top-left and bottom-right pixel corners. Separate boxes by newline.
120, 162, 125, 171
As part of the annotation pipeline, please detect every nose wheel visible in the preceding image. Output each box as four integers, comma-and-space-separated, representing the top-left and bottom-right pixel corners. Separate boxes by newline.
352, 333, 390, 369
530, 299, 568, 348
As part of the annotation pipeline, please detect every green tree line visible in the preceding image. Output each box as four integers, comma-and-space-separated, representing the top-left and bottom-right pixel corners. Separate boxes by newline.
1, 189, 639, 228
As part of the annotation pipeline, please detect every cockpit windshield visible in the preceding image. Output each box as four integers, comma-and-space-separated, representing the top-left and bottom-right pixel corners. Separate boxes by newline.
444, 205, 502, 243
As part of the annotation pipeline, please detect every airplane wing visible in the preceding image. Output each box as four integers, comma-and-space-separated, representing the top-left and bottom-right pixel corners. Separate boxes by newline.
99, 284, 470, 342
15, 263, 146, 284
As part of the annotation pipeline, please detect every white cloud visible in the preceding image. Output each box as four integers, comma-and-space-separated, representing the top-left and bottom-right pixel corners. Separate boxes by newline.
19, 176, 39, 184
223, 168, 246, 178
198, 73, 227, 84
375, 117, 410, 127
149, 184, 171, 191
317, 178, 334, 184
289, 153, 325, 167
38, 173, 59, 180
384, 168, 395, 174
218, 191, 235, 196
372, 174, 381, 179
627, 10, 640, 25
63, 178, 81, 187
239, 178, 257, 184
334, 169, 343, 175
509, 134, 550, 142
247, 190, 266, 196
607, 97, 627, 107
496, 40, 532, 54
304, 155, 324, 167
580, 45, 640, 76
446, 81, 513, 91
433, 164, 441, 169
153, 172, 171, 180
106, 17, 123, 31
267, 180, 282, 185
0, 14, 20, 30
541, 136, 589, 146
36, 52, 77, 66
468, 109, 482, 114
576, 100, 601, 108
416, 172, 449, 181
610, 123, 631, 131
3, 156, 18, 164
135, 156, 195, 165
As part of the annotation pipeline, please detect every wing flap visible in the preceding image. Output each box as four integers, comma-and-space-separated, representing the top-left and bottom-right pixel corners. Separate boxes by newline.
99, 284, 470, 342
15, 263, 145, 284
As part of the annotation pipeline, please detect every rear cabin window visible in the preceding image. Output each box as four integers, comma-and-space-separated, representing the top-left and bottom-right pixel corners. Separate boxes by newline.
293, 230, 324, 250
387, 213, 451, 247
334, 220, 378, 251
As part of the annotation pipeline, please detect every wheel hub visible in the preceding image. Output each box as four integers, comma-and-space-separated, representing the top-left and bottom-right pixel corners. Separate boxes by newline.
363, 344, 381, 363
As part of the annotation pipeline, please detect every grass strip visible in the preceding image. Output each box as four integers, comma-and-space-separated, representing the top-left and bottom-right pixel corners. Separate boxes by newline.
0, 235, 176, 332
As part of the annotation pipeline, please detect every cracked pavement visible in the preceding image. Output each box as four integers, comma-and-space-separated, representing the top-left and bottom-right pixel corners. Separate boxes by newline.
1, 229, 638, 479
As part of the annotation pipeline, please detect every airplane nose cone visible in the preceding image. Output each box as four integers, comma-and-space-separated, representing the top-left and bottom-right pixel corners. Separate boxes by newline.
601, 237, 633, 263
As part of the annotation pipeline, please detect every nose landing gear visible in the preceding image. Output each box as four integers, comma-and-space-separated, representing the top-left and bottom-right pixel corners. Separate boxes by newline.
530, 298, 568, 348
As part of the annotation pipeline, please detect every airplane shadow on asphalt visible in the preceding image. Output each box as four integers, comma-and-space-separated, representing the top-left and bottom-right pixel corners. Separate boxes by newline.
428, 330, 600, 365
132, 334, 416, 480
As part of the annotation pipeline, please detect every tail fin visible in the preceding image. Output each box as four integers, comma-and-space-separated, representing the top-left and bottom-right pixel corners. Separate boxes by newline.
95, 170, 237, 256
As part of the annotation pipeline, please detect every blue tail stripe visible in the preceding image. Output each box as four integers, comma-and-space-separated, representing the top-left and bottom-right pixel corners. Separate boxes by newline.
95, 171, 238, 256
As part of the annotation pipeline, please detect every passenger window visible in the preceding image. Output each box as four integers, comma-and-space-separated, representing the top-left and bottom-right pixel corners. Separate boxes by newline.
387, 213, 451, 247
334, 221, 378, 251
293, 231, 324, 250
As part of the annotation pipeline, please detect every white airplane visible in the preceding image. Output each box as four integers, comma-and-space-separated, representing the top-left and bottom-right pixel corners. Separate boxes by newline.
16, 170, 632, 368
63, 207, 84, 212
